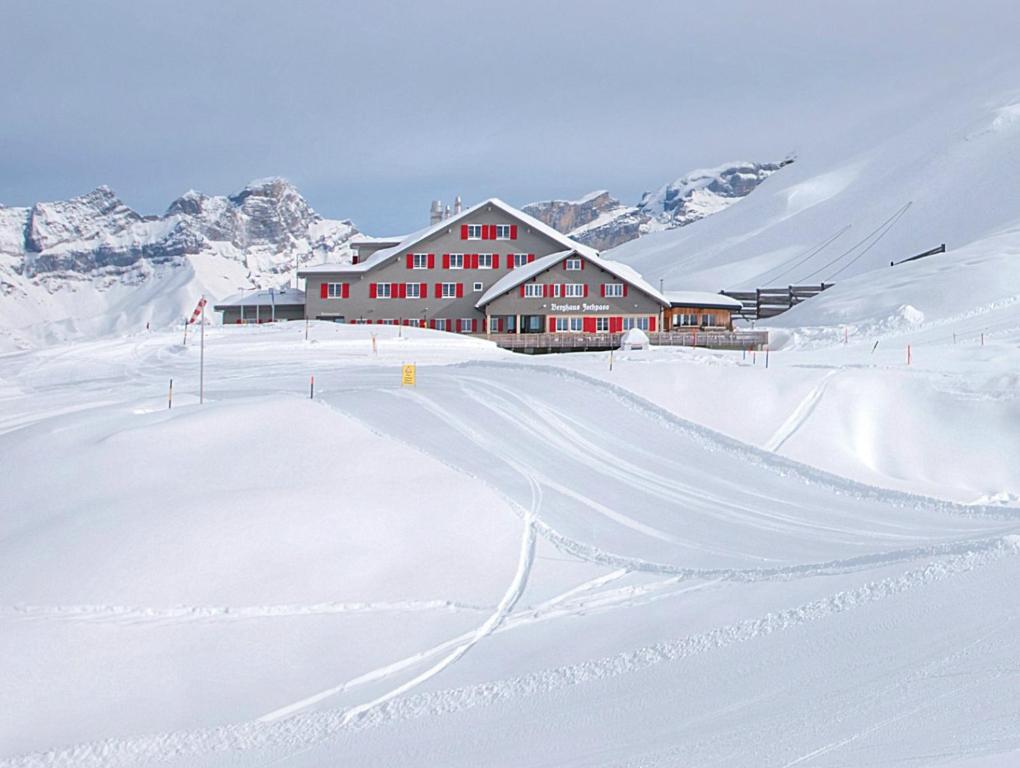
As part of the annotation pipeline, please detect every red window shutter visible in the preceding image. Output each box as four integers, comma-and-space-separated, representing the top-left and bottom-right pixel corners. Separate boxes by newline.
601, 284, 606, 298
610, 317, 622, 333
456, 283, 464, 298
428, 253, 435, 269
563, 260, 568, 270
406, 254, 413, 269
493, 254, 500, 269
399, 283, 407, 299
623, 284, 629, 297
472, 318, 478, 333
488, 224, 496, 240
584, 285, 589, 297
508, 257, 514, 270
443, 253, 450, 269
342, 283, 350, 299
519, 285, 526, 297
369, 283, 377, 299
649, 316, 657, 332
528, 253, 535, 263
435, 282, 442, 298
420, 282, 428, 297
561, 283, 566, 296
460, 224, 469, 239
583, 317, 596, 333
510, 224, 517, 240
429, 319, 436, 329
580, 259, 585, 270
548, 316, 556, 333
320, 283, 328, 299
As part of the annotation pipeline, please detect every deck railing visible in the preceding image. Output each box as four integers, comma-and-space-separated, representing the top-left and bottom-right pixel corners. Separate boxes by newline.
487, 330, 769, 353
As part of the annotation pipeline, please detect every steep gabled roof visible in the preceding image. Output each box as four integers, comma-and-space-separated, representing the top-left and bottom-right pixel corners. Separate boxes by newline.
475, 250, 669, 309
298, 197, 596, 277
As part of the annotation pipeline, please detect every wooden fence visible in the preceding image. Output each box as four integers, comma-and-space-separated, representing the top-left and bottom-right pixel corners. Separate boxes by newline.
489, 330, 769, 354
719, 283, 834, 320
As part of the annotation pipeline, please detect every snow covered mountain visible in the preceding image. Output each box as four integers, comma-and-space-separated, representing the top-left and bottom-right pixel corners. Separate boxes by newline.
0, 178, 357, 350
522, 161, 789, 250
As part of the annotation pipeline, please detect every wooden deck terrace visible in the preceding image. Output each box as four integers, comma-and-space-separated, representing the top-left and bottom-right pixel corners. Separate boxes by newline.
487, 330, 770, 354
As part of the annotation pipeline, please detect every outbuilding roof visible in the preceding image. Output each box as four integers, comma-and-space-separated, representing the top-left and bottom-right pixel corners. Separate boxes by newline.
213, 287, 305, 309
298, 197, 598, 277
475, 250, 669, 309
664, 291, 743, 310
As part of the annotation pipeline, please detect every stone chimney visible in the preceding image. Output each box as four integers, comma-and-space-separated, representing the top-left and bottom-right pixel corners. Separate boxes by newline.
430, 200, 443, 225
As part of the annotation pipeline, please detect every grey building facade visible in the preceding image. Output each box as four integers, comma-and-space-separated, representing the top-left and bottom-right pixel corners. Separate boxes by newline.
297, 198, 669, 334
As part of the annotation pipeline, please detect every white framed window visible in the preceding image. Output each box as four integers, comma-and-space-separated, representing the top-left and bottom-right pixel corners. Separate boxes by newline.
406, 282, 421, 298
449, 253, 464, 269
565, 258, 582, 271
565, 283, 584, 298
459, 318, 474, 332
434, 318, 447, 331
623, 317, 649, 331
513, 253, 529, 267
478, 253, 493, 269
555, 317, 569, 332
604, 283, 624, 298
467, 224, 483, 240
377, 283, 392, 299
676, 313, 699, 326
412, 253, 428, 269
551, 284, 561, 298
570, 317, 583, 332
524, 284, 544, 298
441, 282, 457, 298
381, 319, 395, 325
495, 224, 512, 239
595, 317, 609, 332
327, 282, 344, 298
702, 313, 714, 326
473, 281, 483, 292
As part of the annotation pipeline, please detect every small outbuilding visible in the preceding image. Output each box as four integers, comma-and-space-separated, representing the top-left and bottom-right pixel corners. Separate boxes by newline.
663, 291, 743, 330
214, 287, 305, 324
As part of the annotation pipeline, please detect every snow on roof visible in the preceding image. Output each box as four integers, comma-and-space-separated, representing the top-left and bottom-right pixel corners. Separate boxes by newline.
213, 287, 305, 308
664, 291, 743, 309
349, 234, 405, 245
475, 250, 669, 308
297, 197, 597, 278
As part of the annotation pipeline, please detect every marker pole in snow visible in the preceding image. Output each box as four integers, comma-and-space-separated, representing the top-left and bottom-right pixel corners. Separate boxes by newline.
168, 378, 173, 409
183, 318, 188, 346
609, 350, 613, 371
906, 344, 911, 366
981, 332, 985, 346
844, 327, 848, 345
765, 345, 769, 368
310, 374, 314, 399
199, 300, 205, 404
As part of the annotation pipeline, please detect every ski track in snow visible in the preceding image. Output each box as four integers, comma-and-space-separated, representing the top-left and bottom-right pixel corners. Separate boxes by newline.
5, 536, 1017, 768
764, 369, 839, 452
4, 353, 1020, 766
0, 600, 490, 624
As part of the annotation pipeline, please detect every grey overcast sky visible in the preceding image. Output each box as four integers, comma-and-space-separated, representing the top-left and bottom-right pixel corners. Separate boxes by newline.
0, 0, 1016, 233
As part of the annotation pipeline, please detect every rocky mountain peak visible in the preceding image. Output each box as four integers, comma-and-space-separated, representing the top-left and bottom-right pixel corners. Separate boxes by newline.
525, 160, 792, 250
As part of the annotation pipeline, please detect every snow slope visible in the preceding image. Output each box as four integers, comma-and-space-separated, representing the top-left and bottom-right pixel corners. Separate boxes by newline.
1, 323, 1018, 767
606, 58, 1020, 294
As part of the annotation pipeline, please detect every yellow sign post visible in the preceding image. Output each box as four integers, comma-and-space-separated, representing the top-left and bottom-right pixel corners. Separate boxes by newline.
401, 363, 416, 387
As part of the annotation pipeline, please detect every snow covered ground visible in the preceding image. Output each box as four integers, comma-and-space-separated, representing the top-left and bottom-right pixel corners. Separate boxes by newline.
1, 321, 1018, 767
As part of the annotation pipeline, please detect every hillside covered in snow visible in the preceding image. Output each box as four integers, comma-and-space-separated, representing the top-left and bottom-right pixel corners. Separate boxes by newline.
0, 178, 357, 351
523, 160, 788, 250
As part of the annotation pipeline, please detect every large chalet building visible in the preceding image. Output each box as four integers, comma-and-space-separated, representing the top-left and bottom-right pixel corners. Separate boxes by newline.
294, 197, 737, 334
